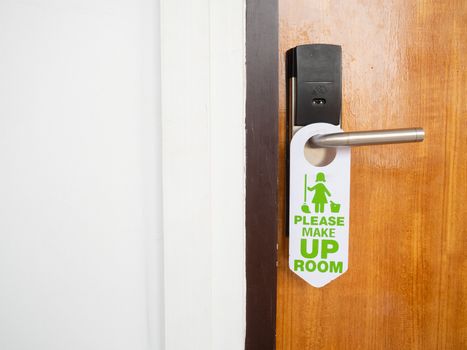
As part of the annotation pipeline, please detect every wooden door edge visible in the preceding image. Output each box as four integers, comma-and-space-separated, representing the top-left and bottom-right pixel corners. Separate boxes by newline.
245, 0, 279, 349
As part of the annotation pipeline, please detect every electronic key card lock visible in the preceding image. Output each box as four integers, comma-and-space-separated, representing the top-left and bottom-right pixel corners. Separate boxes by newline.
286, 44, 425, 288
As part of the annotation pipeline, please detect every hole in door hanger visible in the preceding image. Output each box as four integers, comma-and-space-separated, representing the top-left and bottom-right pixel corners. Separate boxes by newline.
304, 138, 336, 167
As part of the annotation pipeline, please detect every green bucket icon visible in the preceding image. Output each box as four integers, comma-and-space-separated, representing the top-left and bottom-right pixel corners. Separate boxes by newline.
330, 201, 340, 213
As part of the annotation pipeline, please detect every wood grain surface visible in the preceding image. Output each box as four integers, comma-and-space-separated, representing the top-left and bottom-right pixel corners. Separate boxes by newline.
276, 1, 467, 349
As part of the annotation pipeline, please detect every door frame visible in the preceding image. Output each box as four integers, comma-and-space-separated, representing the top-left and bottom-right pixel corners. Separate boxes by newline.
245, 0, 279, 349
161, 0, 246, 348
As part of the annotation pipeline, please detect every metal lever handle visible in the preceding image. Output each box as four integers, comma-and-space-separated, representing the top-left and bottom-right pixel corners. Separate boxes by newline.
310, 128, 425, 148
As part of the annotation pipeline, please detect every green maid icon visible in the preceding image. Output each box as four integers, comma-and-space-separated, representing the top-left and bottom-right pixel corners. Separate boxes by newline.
301, 172, 341, 214
308, 172, 331, 213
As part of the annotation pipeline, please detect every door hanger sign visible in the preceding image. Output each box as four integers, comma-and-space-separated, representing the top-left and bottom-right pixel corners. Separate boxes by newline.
289, 123, 351, 288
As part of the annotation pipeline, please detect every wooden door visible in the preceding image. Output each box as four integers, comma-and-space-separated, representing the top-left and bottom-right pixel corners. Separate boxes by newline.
277, 1, 467, 349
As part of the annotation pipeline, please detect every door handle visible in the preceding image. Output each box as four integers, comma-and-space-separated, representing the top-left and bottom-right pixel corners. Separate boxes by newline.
309, 127, 425, 148
286, 44, 425, 148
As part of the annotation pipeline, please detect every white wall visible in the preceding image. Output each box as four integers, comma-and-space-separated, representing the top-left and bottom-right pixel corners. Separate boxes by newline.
161, 0, 246, 349
0, 0, 163, 349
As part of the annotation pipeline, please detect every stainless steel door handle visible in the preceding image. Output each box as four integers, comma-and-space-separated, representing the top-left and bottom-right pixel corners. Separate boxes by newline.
309, 128, 425, 148
286, 45, 425, 148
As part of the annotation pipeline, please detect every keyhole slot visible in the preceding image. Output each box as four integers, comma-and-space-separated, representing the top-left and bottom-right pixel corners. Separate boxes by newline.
312, 98, 326, 105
